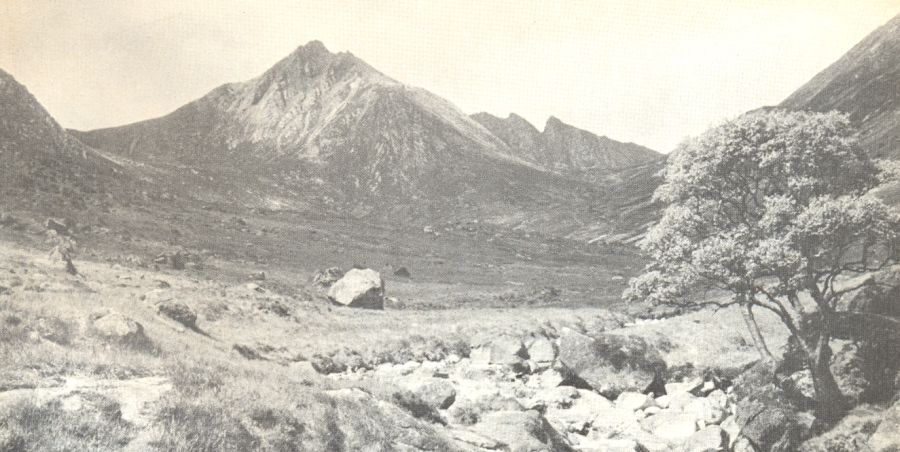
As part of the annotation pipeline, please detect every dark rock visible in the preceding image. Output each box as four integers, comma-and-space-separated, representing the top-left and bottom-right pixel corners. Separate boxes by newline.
734, 397, 812, 452
310, 354, 347, 374
800, 404, 882, 452
393, 266, 411, 278
313, 267, 344, 288
45, 218, 70, 235
157, 301, 197, 329
233, 344, 266, 360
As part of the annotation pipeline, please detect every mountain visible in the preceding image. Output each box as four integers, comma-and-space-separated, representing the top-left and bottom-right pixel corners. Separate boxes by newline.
472, 113, 663, 174
780, 13, 900, 159
74, 41, 660, 237
0, 69, 125, 211
471, 112, 661, 175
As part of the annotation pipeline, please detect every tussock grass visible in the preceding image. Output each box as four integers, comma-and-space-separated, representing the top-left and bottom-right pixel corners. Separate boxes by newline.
1, 395, 135, 452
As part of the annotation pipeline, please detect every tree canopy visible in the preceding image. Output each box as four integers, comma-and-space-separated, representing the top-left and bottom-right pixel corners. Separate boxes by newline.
625, 109, 900, 421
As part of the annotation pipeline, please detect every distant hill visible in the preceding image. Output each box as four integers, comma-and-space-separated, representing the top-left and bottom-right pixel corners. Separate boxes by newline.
0, 69, 126, 212
74, 41, 661, 239
471, 112, 661, 176
781, 13, 900, 160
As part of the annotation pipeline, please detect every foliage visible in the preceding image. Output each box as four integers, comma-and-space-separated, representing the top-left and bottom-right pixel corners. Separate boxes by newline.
625, 110, 900, 420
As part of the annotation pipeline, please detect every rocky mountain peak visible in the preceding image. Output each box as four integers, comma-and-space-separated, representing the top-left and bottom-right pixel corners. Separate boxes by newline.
544, 115, 567, 132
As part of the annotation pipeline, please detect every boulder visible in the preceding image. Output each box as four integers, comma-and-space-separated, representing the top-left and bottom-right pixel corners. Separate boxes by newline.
327, 269, 384, 309
471, 410, 574, 452
157, 301, 197, 329
470, 335, 527, 368
412, 379, 457, 410
640, 410, 698, 443
249, 271, 266, 281
526, 336, 558, 368
557, 328, 666, 398
681, 425, 727, 452
838, 266, 900, 318
313, 267, 344, 288
89, 311, 152, 350
733, 398, 812, 452
869, 399, 900, 451
616, 391, 655, 411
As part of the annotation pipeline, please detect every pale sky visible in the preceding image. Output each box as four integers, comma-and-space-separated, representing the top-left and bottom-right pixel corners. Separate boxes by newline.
1, 1, 898, 152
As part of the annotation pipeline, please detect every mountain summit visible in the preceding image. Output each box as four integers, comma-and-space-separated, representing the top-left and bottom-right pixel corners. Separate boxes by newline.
74, 41, 658, 235
780, 13, 900, 159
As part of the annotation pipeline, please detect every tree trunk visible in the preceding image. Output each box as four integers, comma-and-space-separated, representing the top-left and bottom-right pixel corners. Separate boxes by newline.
807, 334, 847, 423
741, 303, 774, 361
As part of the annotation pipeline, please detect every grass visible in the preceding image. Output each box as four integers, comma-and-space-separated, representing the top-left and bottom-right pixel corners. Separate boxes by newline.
1, 395, 135, 452
0, 222, 641, 451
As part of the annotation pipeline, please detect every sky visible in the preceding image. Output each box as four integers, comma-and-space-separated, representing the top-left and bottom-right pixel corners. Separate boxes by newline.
1, 1, 898, 152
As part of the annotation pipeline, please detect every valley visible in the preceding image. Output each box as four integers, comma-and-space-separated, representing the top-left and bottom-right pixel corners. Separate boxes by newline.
2, 8, 900, 452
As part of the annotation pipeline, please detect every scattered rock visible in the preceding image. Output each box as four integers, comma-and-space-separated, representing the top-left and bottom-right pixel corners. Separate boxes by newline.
471, 336, 527, 369
45, 218, 70, 235
310, 354, 347, 374
557, 328, 666, 398
313, 267, 344, 288
157, 301, 198, 329
682, 425, 727, 452
327, 268, 385, 309
89, 311, 152, 350
616, 391, 656, 411
393, 266, 411, 278
545, 389, 614, 434
245, 283, 264, 292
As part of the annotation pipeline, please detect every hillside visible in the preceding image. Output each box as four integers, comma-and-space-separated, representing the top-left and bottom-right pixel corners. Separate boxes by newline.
780, 13, 900, 159
0, 69, 127, 212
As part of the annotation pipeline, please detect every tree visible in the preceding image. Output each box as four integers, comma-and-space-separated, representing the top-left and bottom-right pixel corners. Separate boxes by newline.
625, 110, 900, 422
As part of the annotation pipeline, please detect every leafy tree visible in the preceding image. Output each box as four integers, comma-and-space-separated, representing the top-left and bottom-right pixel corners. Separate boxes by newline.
625, 110, 900, 422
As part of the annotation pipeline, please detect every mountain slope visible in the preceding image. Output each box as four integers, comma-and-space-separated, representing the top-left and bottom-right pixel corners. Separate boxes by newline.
74, 41, 659, 238
471, 112, 662, 175
0, 69, 126, 211
780, 13, 900, 159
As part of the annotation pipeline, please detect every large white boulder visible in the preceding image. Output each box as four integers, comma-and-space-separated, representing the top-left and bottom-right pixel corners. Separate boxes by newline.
327, 268, 384, 309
